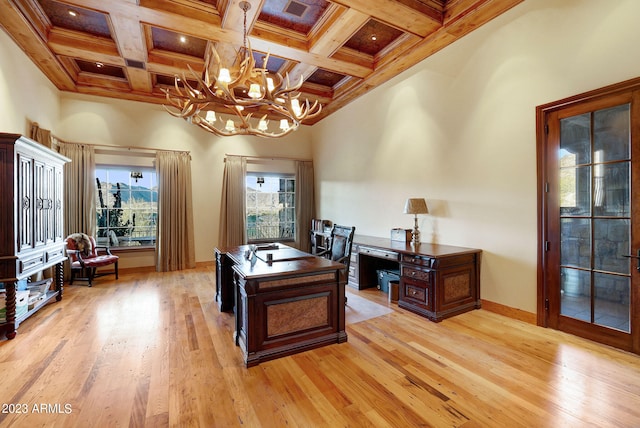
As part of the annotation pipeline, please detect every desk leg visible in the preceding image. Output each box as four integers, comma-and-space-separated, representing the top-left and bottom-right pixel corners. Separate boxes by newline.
234, 272, 240, 346
338, 278, 347, 343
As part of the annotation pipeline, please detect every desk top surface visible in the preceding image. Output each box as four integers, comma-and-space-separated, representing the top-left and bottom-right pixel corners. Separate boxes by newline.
354, 235, 481, 257
218, 243, 345, 279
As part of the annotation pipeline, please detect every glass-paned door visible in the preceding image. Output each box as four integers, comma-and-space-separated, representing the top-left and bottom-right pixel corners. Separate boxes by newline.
541, 85, 640, 353
559, 105, 631, 332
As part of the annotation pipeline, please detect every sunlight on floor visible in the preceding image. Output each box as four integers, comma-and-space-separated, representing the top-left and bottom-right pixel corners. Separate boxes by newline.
551, 343, 625, 425
94, 288, 161, 341
345, 291, 393, 324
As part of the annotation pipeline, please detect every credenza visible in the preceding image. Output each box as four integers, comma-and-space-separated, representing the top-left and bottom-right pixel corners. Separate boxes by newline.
349, 235, 482, 322
0, 133, 70, 339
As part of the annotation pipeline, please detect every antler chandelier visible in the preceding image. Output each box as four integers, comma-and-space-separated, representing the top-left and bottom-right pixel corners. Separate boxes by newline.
162, 1, 321, 138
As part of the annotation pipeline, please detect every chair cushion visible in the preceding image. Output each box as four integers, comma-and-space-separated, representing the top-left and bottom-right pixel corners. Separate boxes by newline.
331, 236, 347, 261
71, 254, 118, 269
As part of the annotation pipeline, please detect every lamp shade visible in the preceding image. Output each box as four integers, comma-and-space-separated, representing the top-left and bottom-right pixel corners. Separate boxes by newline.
403, 198, 429, 215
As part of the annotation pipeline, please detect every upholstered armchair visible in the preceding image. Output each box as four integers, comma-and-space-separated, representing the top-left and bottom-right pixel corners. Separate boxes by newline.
65, 233, 119, 286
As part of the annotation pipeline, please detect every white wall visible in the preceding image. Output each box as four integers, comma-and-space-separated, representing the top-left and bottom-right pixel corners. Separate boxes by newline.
56, 94, 313, 267
0, 30, 60, 133
312, 0, 640, 313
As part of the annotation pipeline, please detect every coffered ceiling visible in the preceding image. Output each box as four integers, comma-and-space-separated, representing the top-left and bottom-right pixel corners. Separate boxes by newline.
0, 0, 522, 125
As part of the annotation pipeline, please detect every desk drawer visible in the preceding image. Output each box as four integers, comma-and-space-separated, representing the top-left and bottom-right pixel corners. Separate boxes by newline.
401, 277, 432, 311
348, 265, 357, 280
359, 246, 398, 261
402, 266, 432, 284
401, 254, 435, 268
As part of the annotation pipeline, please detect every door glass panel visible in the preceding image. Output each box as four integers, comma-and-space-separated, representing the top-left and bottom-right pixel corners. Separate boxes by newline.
594, 272, 630, 332
593, 162, 630, 217
560, 113, 591, 164
560, 165, 591, 216
594, 219, 630, 274
560, 218, 591, 268
560, 267, 591, 322
594, 104, 630, 162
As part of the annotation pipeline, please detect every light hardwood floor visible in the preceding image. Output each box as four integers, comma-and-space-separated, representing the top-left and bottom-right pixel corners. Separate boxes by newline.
1, 265, 640, 427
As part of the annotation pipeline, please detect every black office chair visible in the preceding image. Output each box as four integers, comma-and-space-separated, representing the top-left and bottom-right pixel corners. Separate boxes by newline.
317, 225, 355, 304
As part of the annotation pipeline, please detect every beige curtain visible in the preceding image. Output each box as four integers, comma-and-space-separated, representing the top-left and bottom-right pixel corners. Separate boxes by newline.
219, 156, 247, 248
58, 142, 96, 237
295, 160, 314, 252
58, 142, 96, 280
29, 122, 53, 149
156, 151, 196, 272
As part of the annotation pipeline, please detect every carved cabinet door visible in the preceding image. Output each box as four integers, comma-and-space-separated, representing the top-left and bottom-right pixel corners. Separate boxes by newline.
16, 152, 34, 253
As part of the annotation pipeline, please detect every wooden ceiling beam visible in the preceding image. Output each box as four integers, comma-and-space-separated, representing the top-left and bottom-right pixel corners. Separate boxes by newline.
146, 49, 203, 76
102, 0, 369, 79
286, 8, 370, 86
309, 8, 369, 56
330, 0, 442, 37
249, 36, 371, 79
48, 28, 123, 66
126, 67, 153, 93
109, 13, 146, 63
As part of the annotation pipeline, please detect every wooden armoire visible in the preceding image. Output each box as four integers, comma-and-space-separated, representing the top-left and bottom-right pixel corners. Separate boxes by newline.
0, 133, 70, 339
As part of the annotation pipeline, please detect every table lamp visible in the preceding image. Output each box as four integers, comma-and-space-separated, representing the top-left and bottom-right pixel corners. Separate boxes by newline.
404, 198, 429, 247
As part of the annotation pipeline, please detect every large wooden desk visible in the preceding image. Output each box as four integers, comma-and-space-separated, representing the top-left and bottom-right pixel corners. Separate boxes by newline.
214, 244, 347, 367
350, 235, 482, 322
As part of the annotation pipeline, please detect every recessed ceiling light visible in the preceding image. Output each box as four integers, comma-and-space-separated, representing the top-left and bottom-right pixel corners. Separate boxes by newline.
96, 62, 104, 68
180, 36, 186, 43
68, 10, 77, 17
371, 35, 377, 41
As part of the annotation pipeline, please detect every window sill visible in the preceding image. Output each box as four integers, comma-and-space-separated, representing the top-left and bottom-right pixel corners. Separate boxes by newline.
109, 246, 156, 254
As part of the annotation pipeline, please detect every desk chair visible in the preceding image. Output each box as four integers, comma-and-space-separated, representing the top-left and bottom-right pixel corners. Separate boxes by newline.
66, 233, 119, 286
317, 225, 355, 303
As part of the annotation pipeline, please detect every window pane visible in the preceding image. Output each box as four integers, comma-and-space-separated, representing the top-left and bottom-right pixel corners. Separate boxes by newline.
246, 173, 296, 242
96, 166, 157, 247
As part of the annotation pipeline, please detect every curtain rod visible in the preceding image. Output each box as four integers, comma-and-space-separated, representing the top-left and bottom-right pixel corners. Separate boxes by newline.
57, 139, 190, 154
225, 154, 312, 162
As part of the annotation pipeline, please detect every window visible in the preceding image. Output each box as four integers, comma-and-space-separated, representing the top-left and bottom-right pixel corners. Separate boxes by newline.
95, 166, 157, 247
246, 173, 295, 242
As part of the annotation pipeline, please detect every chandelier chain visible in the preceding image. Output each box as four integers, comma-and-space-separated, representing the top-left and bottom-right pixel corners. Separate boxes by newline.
242, 1, 248, 60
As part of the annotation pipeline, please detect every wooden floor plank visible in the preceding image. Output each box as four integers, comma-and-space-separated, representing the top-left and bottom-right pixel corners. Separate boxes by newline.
1, 265, 640, 427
